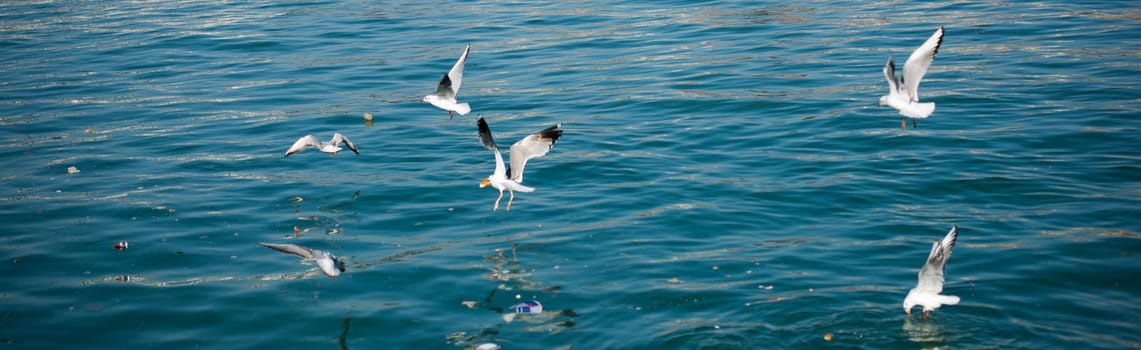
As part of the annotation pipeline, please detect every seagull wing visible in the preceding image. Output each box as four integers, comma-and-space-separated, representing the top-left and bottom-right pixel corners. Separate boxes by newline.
915, 225, 957, 294
507, 123, 563, 183
883, 57, 900, 94
901, 27, 944, 102
331, 133, 359, 155
435, 44, 470, 98
477, 116, 498, 151
259, 242, 316, 259
477, 116, 506, 178
285, 135, 321, 157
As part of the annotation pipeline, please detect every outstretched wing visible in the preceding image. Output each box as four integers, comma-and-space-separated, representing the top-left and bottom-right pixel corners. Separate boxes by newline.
331, 133, 359, 155
285, 135, 321, 157
259, 242, 316, 259
883, 57, 900, 93
508, 123, 563, 183
915, 225, 957, 294
476, 116, 497, 151
901, 27, 944, 101
477, 116, 506, 178
435, 44, 470, 98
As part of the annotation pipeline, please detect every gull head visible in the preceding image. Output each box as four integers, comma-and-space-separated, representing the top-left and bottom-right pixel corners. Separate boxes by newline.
903, 290, 917, 316
479, 178, 491, 188
421, 94, 438, 103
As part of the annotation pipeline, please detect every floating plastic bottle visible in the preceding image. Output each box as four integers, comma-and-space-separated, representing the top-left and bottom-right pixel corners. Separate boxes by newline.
513, 300, 542, 314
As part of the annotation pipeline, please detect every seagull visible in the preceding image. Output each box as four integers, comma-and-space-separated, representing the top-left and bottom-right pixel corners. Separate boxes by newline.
258, 242, 346, 280
284, 133, 359, 157
477, 116, 563, 211
422, 44, 472, 119
879, 27, 944, 129
903, 225, 960, 318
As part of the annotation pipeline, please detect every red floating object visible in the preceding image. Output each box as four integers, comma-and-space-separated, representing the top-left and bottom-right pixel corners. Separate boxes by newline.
114, 241, 128, 251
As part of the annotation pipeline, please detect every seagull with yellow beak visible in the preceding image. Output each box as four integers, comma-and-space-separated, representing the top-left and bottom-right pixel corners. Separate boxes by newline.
476, 116, 563, 211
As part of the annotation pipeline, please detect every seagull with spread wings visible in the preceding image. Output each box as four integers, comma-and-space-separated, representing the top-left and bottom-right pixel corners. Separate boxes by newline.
477, 116, 563, 211
903, 225, 960, 318
422, 44, 472, 119
879, 27, 944, 129
258, 242, 346, 280
284, 133, 359, 157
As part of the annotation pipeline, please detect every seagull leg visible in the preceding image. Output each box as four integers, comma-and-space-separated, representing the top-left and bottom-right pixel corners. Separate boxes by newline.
506, 191, 515, 211
449, 111, 454, 120
912, 119, 918, 128
923, 310, 930, 320
901, 118, 907, 129
493, 191, 503, 211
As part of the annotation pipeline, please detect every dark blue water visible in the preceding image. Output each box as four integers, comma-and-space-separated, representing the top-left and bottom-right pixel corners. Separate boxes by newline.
2, 1, 1139, 349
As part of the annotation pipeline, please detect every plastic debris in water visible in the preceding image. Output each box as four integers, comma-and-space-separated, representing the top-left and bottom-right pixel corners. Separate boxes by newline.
476, 343, 500, 350
114, 241, 128, 251
115, 275, 131, 282
824, 333, 833, 341
513, 300, 542, 314
67, 166, 80, 174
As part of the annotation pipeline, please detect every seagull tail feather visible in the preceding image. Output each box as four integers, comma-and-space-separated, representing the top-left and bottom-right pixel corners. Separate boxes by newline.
904, 102, 936, 119
937, 295, 960, 306
454, 103, 471, 116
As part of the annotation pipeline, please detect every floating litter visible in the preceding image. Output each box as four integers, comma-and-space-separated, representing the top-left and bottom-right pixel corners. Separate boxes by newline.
824, 332, 833, 341
476, 343, 500, 350
513, 300, 542, 314
67, 166, 80, 174
114, 241, 128, 251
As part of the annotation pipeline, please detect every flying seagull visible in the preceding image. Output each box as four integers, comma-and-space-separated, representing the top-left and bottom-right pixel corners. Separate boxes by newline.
422, 44, 472, 119
284, 133, 359, 157
903, 225, 960, 318
879, 27, 944, 129
477, 116, 563, 211
258, 242, 346, 280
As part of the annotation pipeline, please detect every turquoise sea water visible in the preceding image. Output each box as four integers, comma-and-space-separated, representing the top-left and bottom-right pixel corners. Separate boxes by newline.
2, 1, 1139, 349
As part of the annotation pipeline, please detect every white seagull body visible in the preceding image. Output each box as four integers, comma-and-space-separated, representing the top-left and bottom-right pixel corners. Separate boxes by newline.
477, 116, 563, 211
879, 27, 944, 129
258, 242, 346, 280
903, 225, 960, 317
422, 44, 472, 119
284, 133, 359, 157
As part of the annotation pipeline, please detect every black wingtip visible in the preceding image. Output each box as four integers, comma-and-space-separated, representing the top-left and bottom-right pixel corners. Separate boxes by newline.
536, 123, 564, 146
932, 27, 945, 57
477, 116, 497, 150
